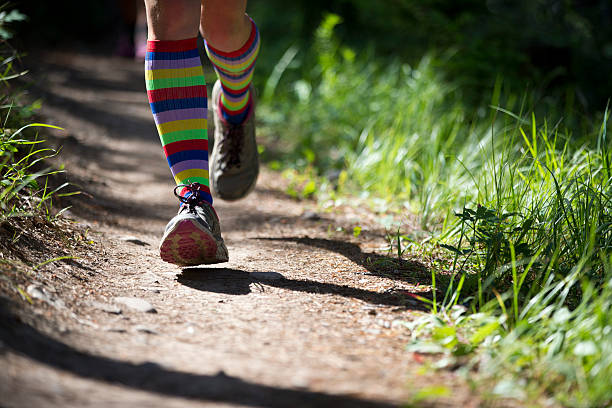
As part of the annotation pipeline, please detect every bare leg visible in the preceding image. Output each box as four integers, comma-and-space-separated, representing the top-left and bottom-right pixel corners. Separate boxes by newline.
200, 0, 250, 52
144, 0, 201, 40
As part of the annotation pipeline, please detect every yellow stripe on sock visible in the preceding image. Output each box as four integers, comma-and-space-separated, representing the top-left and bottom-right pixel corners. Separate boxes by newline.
219, 73, 254, 91
145, 66, 203, 80
157, 118, 207, 135
206, 43, 260, 73
174, 169, 209, 185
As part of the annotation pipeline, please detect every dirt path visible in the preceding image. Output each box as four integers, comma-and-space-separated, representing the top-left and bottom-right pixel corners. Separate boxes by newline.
0, 51, 472, 407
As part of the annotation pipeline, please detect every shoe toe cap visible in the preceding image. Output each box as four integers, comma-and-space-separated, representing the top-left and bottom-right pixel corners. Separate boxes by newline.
212, 169, 258, 200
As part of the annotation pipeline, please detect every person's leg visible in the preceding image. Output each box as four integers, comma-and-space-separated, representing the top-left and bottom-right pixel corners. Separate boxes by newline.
145, 0, 211, 204
200, 0, 259, 125
200, 0, 261, 200
144, 0, 227, 265
200, 0, 250, 52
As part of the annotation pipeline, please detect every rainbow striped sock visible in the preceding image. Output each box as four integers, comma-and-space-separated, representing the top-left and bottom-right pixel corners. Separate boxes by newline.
204, 17, 260, 125
145, 38, 213, 205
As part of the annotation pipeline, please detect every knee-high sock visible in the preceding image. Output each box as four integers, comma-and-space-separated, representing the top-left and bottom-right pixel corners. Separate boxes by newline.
145, 37, 213, 205
204, 17, 260, 125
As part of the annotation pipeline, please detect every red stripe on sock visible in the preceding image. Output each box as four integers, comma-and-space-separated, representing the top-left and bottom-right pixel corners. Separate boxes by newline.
147, 85, 207, 103
164, 139, 209, 156
206, 20, 256, 58
180, 184, 210, 196
147, 38, 198, 52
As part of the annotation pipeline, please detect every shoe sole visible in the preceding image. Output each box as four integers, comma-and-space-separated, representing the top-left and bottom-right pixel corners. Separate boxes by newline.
159, 218, 225, 266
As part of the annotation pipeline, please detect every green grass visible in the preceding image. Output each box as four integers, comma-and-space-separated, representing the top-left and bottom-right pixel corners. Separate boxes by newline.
0, 6, 73, 223
258, 14, 612, 407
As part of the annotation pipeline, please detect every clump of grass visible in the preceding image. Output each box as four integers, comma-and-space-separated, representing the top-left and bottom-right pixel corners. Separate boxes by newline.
407, 259, 612, 406
402, 111, 611, 406
0, 6, 74, 223
0, 121, 67, 220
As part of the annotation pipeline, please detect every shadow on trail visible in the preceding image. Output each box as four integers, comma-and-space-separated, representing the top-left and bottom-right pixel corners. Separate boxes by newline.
255, 237, 431, 284
0, 300, 397, 408
25, 69, 154, 142
178, 268, 426, 310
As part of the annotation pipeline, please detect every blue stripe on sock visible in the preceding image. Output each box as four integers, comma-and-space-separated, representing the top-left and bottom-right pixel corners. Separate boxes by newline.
223, 106, 250, 125
146, 49, 200, 60
150, 97, 207, 114
166, 150, 209, 167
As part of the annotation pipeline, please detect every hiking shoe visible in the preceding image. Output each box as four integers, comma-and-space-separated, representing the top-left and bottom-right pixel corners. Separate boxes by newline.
209, 80, 259, 201
159, 183, 228, 266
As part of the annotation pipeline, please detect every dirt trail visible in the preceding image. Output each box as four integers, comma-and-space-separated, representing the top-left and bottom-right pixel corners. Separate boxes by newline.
0, 51, 472, 407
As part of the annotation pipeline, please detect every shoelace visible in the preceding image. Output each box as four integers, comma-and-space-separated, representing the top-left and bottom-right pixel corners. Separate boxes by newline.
174, 183, 206, 210
218, 124, 244, 168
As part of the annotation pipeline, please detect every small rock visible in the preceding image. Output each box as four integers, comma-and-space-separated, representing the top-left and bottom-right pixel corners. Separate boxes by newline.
139, 286, 167, 293
58, 209, 74, 219
251, 272, 285, 281
118, 236, 150, 246
301, 211, 321, 221
89, 301, 122, 314
134, 325, 158, 335
114, 297, 157, 313
27, 284, 51, 302
139, 362, 163, 370
106, 327, 127, 333
26, 284, 65, 309
292, 377, 310, 389
376, 319, 391, 328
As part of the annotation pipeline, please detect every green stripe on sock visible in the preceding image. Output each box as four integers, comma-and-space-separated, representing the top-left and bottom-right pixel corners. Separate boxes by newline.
146, 76, 206, 91
178, 176, 210, 187
160, 129, 208, 146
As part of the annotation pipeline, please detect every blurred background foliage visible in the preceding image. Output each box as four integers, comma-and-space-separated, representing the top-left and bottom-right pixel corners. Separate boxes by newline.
254, 0, 612, 112
18, 0, 612, 112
